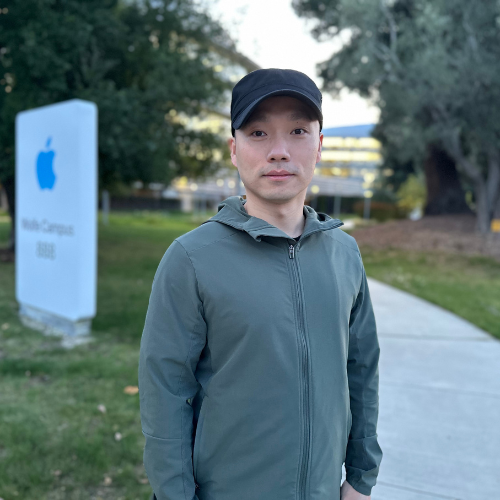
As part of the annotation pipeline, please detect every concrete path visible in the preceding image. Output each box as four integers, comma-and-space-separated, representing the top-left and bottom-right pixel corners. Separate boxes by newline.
342, 278, 500, 499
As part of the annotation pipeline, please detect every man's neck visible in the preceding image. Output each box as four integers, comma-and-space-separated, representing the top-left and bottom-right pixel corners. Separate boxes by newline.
242, 193, 306, 239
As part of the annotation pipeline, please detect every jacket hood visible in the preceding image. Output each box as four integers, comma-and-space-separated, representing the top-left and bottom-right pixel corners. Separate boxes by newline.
202, 195, 344, 242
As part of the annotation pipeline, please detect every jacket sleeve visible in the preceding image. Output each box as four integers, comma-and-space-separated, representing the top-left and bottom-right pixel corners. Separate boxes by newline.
345, 247, 383, 496
138, 239, 207, 500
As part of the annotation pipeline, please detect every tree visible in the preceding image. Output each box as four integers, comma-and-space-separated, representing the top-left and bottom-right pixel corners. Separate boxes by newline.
422, 145, 472, 216
293, 0, 500, 233
0, 0, 237, 250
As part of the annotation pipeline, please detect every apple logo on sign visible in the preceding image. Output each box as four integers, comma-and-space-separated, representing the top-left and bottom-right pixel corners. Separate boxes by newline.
36, 137, 56, 190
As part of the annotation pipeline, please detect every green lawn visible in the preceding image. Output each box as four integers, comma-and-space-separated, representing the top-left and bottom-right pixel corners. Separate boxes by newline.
0, 212, 201, 499
0, 212, 499, 498
357, 246, 500, 340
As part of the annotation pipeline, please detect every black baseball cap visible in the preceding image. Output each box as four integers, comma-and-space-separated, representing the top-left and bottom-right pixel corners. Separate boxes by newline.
230, 68, 323, 136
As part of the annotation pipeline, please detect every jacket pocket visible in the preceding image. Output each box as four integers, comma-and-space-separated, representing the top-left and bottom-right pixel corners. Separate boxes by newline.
193, 396, 207, 479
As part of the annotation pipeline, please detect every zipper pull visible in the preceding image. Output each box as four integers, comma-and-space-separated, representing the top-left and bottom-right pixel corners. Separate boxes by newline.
289, 244, 295, 259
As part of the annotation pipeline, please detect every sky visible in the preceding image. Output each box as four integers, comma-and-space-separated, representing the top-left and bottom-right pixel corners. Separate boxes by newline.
208, 0, 380, 129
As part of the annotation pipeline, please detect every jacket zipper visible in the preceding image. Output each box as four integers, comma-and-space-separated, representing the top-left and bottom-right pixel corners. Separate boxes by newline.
288, 241, 309, 500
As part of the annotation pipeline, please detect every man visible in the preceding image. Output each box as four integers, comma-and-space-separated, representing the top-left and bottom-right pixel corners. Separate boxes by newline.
139, 68, 383, 500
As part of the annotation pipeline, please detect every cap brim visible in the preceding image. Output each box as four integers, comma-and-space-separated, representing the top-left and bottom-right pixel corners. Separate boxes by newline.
232, 89, 323, 131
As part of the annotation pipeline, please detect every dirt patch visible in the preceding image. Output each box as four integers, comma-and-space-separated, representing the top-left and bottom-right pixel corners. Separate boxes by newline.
350, 214, 500, 262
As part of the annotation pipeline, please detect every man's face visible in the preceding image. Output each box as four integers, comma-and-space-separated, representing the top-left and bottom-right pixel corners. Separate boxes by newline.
228, 96, 323, 205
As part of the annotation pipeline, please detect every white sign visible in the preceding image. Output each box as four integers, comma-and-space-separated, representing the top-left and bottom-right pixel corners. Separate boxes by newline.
15, 99, 98, 327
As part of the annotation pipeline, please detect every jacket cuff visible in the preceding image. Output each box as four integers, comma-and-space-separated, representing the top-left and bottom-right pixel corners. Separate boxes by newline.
345, 434, 383, 496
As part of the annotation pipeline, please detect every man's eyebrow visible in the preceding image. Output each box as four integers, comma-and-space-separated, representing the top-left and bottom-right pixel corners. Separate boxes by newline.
243, 109, 315, 127
245, 113, 269, 124
288, 111, 314, 121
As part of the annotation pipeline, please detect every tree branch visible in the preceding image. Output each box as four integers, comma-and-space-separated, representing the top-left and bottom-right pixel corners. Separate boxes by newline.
208, 41, 260, 73
486, 146, 500, 215
442, 128, 482, 184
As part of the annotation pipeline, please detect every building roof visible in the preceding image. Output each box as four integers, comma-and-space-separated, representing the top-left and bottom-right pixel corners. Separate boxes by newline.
322, 124, 375, 138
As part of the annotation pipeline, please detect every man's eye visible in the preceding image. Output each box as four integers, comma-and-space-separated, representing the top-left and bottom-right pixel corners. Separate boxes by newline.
251, 131, 266, 137
292, 128, 305, 135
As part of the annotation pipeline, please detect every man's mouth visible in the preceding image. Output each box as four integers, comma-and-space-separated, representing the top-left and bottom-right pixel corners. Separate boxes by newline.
264, 170, 294, 180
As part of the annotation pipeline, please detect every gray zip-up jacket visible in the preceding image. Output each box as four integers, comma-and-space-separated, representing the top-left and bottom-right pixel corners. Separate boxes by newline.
139, 195, 382, 500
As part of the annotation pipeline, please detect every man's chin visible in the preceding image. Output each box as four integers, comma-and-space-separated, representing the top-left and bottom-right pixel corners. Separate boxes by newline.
253, 190, 304, 204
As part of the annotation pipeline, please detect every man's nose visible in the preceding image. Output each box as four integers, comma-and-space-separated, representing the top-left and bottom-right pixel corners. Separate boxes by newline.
267, 137, 291, 162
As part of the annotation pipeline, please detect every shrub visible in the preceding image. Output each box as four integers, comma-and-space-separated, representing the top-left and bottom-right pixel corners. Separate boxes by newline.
353, 200, 407, 221
396, 174, 427, 214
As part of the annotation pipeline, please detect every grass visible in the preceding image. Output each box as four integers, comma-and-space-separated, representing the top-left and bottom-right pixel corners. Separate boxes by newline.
93, 211, 211, 341
1, 211, 499, 498
0, 212, 200, 499
357, 246, 500, 340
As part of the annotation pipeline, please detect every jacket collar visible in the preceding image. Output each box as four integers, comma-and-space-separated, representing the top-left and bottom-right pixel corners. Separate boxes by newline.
201, 195, 344, 242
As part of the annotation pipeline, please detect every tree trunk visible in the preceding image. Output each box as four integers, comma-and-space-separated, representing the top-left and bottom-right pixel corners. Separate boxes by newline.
2, 176, 15, 252
471, 147, 500, 234
423, 145, 472, 215
441, 132, 500, 234
475, 180, 492, 234
486, 147, 500, 224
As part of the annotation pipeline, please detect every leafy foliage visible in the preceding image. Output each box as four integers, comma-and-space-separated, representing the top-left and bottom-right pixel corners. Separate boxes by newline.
396, 173, 426, 214
293, 0, 500, 232
0, 0, 234, 191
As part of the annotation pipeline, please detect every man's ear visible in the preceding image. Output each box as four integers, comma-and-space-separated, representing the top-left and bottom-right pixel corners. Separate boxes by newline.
228, 136, 237, 168
316, 132, 323, 164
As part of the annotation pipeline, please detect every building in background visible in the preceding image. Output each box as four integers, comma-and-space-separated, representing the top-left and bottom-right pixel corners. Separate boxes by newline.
310, 124, 383, 215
